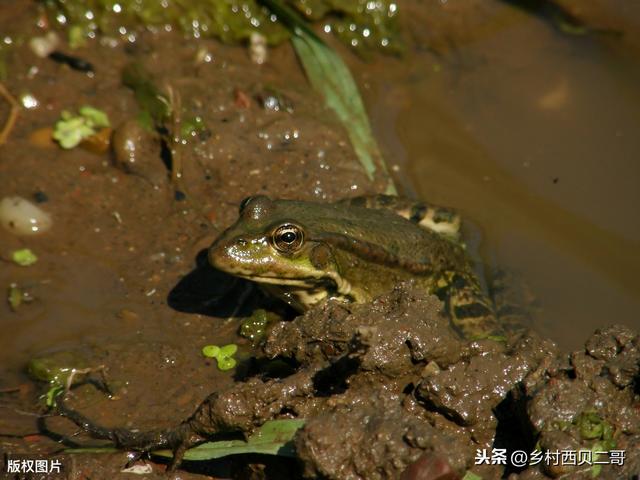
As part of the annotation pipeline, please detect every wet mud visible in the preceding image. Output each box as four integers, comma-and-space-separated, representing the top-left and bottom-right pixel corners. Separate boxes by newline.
0, 1, 639, 479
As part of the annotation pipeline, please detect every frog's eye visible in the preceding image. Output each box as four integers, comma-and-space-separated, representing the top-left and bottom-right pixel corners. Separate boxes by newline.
272, 224, 304, 252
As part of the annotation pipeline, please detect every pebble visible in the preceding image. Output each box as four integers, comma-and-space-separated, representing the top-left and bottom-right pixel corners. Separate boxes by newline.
0, 196, 52, 236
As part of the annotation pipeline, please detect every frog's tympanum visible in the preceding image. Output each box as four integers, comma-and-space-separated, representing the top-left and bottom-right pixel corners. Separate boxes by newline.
209, 195, 501, 338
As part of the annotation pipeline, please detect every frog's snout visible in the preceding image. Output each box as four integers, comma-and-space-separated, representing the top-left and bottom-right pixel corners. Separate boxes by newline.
207, 237, 229, 270
208, 235, 268, 274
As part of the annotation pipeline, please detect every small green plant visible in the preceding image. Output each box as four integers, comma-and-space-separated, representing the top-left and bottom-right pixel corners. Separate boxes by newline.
53, 105, 110, 149
11, 248, 38, 266
202, 344, 238, 371
154, 418, 305, 461
45, 385, 65, 408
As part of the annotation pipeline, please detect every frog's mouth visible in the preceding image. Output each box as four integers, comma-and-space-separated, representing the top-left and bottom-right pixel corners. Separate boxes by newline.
237, 274, 323, 288
237, 272, 353, 298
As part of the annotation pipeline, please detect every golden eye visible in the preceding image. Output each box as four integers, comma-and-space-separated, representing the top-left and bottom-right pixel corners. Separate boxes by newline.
272, 224, 304, 252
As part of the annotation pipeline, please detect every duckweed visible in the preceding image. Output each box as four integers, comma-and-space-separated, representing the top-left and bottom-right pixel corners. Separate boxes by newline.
11, 248, 38, 266
53, 106, 110, 149
202, 343, 238, 371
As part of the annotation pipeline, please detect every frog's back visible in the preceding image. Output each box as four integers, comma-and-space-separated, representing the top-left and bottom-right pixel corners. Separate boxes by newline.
270, 198, 467, 274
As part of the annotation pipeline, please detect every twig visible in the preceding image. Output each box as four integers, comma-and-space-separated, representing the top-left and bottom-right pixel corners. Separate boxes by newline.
0, 82, 18, 145
0, 386, 21, 394
165, 84, 184, 187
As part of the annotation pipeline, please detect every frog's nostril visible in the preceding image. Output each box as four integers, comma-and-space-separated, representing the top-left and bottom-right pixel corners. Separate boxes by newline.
237, 238, 247, 246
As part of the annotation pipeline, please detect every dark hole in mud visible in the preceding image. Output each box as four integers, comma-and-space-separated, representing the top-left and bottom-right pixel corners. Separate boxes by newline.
239, 357, 299, 382
231, 453, 303, 479
312, 356, 360, 397
402, 382, 415, 395
493, 386, 537, 477
158, 129, 173, 172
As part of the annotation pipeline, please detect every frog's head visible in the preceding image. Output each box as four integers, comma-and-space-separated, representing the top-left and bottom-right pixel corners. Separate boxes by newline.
208, 196, 344, 293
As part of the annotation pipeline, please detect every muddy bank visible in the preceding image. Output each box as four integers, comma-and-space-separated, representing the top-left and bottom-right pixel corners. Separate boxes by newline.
1, 1, 639, 479
47, 284, 640, 479
190, 285, 640, 479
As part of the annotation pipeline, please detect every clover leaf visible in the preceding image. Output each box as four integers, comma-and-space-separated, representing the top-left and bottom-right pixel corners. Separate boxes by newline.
202, 343, 238, 371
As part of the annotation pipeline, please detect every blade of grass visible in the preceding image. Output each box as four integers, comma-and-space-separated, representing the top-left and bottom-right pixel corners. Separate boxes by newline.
153, 418, 305, 461
261, 0, 397, 195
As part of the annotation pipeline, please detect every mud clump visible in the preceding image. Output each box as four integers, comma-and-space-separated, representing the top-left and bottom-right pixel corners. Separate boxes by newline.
295, 390, 464, 479
264, 283, 554, 479
50, 281, 640, 479
260, 285, 640, 479
522, 325, 640, 479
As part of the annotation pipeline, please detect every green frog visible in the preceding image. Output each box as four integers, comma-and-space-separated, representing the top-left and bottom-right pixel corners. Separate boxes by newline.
208, 195, 501, 339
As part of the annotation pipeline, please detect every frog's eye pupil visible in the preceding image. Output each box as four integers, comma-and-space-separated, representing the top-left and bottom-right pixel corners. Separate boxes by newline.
273, 224, 304, 252
281, 231, 296, 243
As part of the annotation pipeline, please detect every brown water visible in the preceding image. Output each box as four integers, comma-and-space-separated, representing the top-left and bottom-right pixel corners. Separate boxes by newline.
361, 2, 640, 349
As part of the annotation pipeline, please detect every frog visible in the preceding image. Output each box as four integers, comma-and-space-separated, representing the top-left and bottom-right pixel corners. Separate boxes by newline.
208, 194, 502, 339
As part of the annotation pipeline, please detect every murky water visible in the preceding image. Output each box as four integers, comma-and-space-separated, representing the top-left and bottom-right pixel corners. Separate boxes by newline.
363, 3, 640, 349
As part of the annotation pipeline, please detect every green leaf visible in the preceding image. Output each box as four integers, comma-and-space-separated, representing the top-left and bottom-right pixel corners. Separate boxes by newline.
11, 248, 38, 266
122, 63, 171, 129
262, 0, 396, 195
45, 385, 64, 408
575, 411, 608, 440
219, 344, 238, 357
154, 418, 305, 461
180, 115, 206, 139
462, 472, 483, 480
79, 106, 110, 128
7, 284, 22, 311
68, 25, 88, 49
217, 356, 237, 371
202, 345, 220, 358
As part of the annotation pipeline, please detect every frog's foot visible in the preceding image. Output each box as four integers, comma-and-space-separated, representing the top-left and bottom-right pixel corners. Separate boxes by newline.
444, 275, 504, 340
451, 310, 505, 341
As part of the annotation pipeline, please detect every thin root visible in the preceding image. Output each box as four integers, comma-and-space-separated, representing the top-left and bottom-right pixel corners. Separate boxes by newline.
164, 84, 184, 186
0, 83, 18, 146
